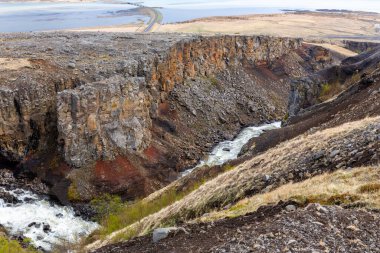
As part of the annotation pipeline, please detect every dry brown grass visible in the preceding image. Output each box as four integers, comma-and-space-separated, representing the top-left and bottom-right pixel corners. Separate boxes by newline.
0, 58, 31, 70
156, 13, 380, 41
196, 165, 380, 222
87, 116, 379, 250
304, 43, 358, 57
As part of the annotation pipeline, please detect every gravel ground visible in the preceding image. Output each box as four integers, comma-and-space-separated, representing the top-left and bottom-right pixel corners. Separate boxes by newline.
95, 202, 380, 253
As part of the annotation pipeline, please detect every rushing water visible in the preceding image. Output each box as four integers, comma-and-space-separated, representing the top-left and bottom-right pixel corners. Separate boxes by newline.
181, 121, 281, 177
0, 122, 280, 250
0, 187, 99, 251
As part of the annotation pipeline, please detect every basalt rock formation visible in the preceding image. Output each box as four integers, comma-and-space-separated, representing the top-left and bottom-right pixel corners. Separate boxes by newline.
89, 42, 380, 253
343, 40, 380, 53
0, 33, 337, 201
288, 45, 380, 116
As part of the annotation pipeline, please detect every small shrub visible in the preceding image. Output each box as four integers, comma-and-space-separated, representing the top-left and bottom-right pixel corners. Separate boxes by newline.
208, 76, 222, 90
351, 71, 361, 84
283, 112, 289, 122
320, 83, 331, 98
319, 81, 343, 101
358, 183, 380, 194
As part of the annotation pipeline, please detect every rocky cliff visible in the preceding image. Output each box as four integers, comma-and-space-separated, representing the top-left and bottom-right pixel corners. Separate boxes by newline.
288, 46, 380, 116
0, 33, 336, 200
343, 40, 380, 53
57, 76, 152, 168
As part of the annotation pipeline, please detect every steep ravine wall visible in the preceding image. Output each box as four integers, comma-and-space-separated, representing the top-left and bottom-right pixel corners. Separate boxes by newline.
1, 33, 332, 200
288, 46, 380, 116
57, 36, 302, 168
0, 74, 83, 162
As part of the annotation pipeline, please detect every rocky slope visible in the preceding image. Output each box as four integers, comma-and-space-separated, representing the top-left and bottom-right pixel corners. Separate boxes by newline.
240, 45, 380, 158
0, 33, 335, 201
95, 202, 380, 253
89, 116, 379, 249
88, 42, 379, 253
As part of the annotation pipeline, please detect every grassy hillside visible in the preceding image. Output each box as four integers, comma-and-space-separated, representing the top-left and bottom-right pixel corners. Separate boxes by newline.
87, 116, 379, 250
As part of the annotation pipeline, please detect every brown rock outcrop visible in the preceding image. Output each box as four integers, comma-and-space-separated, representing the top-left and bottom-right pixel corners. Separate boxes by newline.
57, 76, 151, 167
0, 33, 336, 200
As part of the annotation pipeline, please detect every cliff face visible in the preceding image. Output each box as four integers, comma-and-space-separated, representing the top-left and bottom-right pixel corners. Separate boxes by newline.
288, 47, 380, 116
57, 76, 152, 168
152, 36, 301, 92
55, 36, 302, 169
0, 69, 79, 162
0, 33, 334, 200
343, 40, 380, 53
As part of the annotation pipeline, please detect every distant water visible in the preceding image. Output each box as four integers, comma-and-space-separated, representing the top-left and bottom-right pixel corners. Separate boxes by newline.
181, 122, 281, 177
0, 0, 379, 32
0, 2, 148, 32
144, 0, 380, 13
0, 2, 285, 32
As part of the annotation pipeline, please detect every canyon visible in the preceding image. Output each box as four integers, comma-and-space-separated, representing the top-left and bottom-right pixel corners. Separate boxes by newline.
0, 33, 336, 202
0, 31, 379, 252
90, 41, 380, 252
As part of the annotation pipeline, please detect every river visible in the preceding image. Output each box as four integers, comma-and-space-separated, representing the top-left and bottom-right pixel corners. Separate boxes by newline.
181, 121, 281, 177
0, 121, 281, 250
0, 187, 98, 251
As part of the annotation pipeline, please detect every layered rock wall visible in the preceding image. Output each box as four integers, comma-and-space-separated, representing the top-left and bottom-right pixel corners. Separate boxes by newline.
0, 74, 79, 162
288, 47, 380, 116
1, 33, 331, 199
57, 76, 151, 167
55, 36, 302, 167
0, 35, 301, 166
153, 36, 301, 93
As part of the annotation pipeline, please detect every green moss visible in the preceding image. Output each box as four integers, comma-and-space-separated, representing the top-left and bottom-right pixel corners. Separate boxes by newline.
94, 179, 207, 239
0, 236, 38, 253
67, 183, 80, 202
90, 194, 123, 222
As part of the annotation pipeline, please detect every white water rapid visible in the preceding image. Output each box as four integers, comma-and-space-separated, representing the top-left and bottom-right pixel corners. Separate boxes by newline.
181, 121, 281, 177
0, 187, 99, 251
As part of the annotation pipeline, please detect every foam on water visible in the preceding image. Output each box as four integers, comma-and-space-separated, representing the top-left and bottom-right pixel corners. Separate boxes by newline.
181, 121, 281, 177
0, 187, 99, 251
